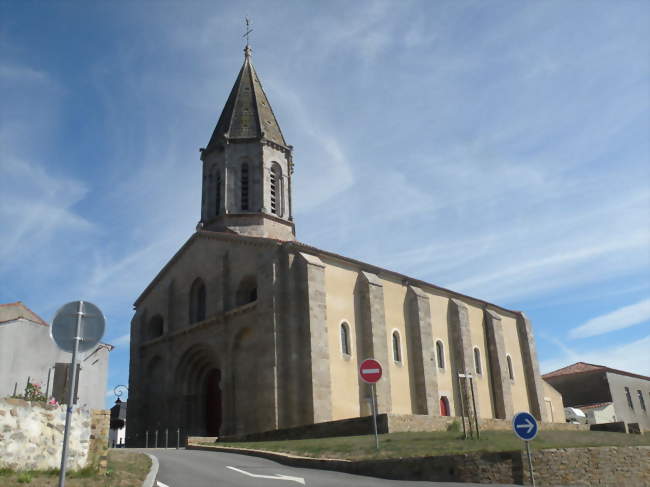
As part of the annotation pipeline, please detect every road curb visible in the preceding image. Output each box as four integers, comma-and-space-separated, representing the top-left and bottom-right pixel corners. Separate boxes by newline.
142, 453, 159, 487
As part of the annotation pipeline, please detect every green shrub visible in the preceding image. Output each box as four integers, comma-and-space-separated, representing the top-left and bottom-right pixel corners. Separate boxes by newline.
17, 471, 33, 483
446, 420, 460, 432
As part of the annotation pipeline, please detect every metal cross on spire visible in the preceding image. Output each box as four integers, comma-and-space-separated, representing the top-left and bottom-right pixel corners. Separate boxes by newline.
243, 17, 253, 47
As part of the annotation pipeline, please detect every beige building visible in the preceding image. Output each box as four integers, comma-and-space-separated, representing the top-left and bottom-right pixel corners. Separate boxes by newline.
127, 46, 563, 444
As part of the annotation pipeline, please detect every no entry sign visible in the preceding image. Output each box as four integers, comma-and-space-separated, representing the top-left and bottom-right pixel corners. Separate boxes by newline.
359, 358, 383, 384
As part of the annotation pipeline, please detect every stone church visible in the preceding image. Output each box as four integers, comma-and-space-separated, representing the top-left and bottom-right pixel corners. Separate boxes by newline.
127, 46, 563, 444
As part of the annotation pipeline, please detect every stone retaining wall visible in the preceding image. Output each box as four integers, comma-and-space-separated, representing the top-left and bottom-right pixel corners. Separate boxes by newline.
221, 413, 586, 442
188, 443, 650, 486
0, 398, 108, 471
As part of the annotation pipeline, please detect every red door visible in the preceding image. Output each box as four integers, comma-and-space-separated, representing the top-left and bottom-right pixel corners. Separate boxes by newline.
440, 396, 450, 416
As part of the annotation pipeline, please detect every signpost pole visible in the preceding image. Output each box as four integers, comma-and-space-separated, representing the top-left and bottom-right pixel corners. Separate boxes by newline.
469, 375, 480, 440
525, 440, 536, 487
57, 301, 83, 487
456, 373, 467, 440
371, 383, 379, 450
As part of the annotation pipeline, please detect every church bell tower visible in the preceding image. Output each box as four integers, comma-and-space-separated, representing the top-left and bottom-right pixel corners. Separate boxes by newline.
199, 45, 295, 241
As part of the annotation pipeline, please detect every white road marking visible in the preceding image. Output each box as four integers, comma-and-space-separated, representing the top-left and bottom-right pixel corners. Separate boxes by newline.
157, 481, 170, 487
362, 368, 380, 374
227, 465, 306, 485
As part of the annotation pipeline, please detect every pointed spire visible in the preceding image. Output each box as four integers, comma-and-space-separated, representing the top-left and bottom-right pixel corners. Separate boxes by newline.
204, 34, 288, 154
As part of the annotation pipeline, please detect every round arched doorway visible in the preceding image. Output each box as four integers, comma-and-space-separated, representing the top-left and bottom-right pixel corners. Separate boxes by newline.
175, 345, 222, 437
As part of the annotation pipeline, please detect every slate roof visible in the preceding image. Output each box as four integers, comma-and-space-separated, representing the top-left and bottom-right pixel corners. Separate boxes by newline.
0, 301, 48, 326
205, 46, 287, 153
543, 361, 650, 382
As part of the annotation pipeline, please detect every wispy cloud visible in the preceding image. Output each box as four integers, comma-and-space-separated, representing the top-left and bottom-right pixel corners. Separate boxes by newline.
568, 299, 650, 339
107, 333, 130, 347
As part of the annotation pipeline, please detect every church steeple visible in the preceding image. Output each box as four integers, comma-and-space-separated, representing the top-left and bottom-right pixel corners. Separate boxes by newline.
199, 45, 295, 241
203, 46, 288, 153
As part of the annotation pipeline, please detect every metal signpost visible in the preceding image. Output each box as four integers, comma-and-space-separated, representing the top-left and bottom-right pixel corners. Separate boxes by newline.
512, 411, 538, 487
359, 358, 382, 450
51, 301, 105, 487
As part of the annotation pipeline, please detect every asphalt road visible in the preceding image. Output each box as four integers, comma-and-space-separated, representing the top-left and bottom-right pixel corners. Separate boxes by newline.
140, 448, 518, 487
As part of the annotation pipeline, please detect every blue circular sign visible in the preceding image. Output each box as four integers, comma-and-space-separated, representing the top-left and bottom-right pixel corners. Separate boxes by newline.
512, 411, 538, 441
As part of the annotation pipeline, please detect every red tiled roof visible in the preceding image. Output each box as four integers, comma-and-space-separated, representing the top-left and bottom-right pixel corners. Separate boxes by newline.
543, 361, 650, 382
0, 301, 49, 327
575, 402, 613, 410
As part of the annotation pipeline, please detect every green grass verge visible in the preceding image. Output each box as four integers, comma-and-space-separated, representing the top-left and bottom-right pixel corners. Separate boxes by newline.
207, 430, 650, 461
0, 450, 150, 486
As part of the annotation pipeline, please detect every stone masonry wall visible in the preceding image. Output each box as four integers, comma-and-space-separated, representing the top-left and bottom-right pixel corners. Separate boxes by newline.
0, 398, 107, 471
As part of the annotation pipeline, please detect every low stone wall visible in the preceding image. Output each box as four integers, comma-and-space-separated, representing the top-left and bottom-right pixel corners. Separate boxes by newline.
220, 413, 586, 442
387, 414, 588, 433
0, 398, 108, 471
189, 443, 650, 486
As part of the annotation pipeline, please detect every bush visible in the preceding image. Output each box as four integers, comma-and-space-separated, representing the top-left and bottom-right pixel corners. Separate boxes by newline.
446, 420, 461, 432
17, 471, 32, 483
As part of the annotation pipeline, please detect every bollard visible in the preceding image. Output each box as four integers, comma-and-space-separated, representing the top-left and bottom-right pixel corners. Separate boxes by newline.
155, 430, 158, 449
145, 431, 149, 449
165, 428, 168, 449
176, 428, 180, 449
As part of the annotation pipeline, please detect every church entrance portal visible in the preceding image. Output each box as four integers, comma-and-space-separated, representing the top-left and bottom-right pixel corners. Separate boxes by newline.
175, 346, 223, 437
205, 369, 222, 436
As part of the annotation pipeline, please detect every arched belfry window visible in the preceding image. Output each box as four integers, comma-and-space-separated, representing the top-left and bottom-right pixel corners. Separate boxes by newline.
189, 278, 206, 324
340, 322, 351, 355
392, 330, 402, 363
270, 164, 282, 216
241, 163, 249, 210
436, 340, 445, 369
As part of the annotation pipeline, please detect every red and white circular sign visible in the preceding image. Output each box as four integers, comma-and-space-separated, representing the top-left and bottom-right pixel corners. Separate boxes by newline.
359, 358, 383, 384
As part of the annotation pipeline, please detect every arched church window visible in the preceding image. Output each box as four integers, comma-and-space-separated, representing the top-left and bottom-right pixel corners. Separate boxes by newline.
148, 314, 164, 340
270, 164, 282, 216
189, 278, 206, 324
473, 347, 482, 375
241, 163, 249, 210
507, 354, 515, 381
436, 340, 445, 369
235, 275, 257, 307
392, 330, 402, 363
340, 322, 351, 355
215, 171, 222, 215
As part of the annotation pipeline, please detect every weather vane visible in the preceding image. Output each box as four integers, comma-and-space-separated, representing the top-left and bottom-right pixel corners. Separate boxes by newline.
243, 17, 253, 47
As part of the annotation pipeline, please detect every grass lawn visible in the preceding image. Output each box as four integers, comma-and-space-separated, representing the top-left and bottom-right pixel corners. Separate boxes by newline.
207, 430, 650, 461
0, 450, 150, 486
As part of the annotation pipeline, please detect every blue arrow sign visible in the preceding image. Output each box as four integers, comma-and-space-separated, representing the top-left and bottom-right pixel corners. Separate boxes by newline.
512, 411, 538, 441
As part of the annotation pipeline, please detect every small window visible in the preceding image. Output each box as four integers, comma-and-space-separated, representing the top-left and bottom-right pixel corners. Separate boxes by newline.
625, 387, 634, 409
189, 278, 206, 324
473, 347, 482, 375
235, 275, 257, 307
269, 164, 282, 216
340, 322, 351, 355
507, 355, 514, 381
241, 163, 249, 210
637, 390, 646, 412
436, 340, 445, 369
148, 315, 164, 340
392, 331, 401, 363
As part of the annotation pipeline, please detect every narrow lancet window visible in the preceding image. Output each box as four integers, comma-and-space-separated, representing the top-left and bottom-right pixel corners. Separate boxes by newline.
241, 164, 249, 210
215, 171, 222, 215
340, 322, 350, 355
392, 331, 401, 363
270, 167, 278, 215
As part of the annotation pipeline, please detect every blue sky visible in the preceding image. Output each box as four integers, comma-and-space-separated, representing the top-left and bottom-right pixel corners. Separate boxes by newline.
1, 1, 648, 408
